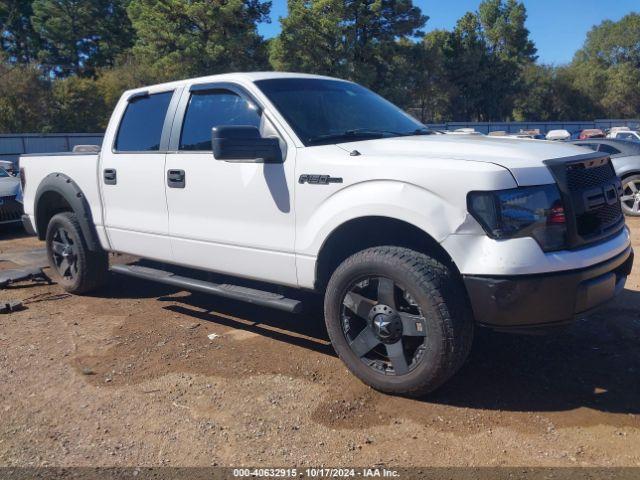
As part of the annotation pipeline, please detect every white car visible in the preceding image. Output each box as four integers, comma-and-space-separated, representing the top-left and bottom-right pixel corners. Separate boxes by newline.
607, 127, 640, 142
546, 129, 571, 141
19, 73, 634, 396
444, 128, 483, 135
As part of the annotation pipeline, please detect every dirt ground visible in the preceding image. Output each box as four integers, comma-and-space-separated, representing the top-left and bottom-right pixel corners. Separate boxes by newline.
0, 219, 639, 468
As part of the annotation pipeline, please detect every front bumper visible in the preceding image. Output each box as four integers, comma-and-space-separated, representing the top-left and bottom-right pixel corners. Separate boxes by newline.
463, 246, 634, 332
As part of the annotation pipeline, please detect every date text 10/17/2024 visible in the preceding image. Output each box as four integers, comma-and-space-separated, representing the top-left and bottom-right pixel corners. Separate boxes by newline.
232, 468, 401, 478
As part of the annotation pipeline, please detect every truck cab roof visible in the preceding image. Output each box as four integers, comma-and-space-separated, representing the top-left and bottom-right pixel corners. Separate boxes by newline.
123, 71, 344, 97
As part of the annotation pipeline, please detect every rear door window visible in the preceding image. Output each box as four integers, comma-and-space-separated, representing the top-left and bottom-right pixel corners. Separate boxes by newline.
115, 91, 173, 152
179, 90, 261, 151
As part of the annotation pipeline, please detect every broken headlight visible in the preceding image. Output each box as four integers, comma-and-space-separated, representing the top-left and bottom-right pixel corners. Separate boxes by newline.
467, 184, 567, 252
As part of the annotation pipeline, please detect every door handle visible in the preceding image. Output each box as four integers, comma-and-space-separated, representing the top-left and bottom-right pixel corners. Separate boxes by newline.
103, 168, 117, 185
167, 169, 185, 188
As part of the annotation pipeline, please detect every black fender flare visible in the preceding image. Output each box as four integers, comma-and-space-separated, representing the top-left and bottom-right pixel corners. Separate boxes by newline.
34, 172, 101, 251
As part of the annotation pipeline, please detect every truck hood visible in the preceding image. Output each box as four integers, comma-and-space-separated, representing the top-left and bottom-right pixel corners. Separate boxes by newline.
338, 134, 592, 185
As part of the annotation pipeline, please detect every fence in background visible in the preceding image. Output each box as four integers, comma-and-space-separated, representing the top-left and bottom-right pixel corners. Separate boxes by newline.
2, 119, 640, 166
0, 133, 104, 166
424, 119, 640, 134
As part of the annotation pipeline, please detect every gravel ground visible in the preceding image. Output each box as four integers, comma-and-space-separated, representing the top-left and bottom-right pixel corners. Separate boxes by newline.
0, 220, 639, 467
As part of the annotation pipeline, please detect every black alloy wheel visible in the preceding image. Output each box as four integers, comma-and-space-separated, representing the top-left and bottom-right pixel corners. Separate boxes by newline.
50, 226, 79, 280
45, 212, 108, 294
341, 276, 427, 376
324, 246, 474, 397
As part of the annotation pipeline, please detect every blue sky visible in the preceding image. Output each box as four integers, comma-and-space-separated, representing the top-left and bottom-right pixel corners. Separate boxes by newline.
257, 0, 639, 65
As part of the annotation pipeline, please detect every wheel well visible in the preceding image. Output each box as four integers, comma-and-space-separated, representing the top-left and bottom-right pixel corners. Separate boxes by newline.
315, 216, 457, 289
621, 171, 640, 181
35, 191, 72, 240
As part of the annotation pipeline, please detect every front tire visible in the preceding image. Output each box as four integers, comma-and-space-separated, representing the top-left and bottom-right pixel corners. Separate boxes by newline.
46, 212, 108, 294
324, 246, 473, 397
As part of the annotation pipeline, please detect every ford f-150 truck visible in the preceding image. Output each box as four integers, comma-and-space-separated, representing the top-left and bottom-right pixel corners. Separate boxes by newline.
19, 72, 634, 396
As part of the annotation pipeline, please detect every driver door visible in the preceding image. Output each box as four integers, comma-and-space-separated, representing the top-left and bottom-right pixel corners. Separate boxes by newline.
164, 83, 298, 286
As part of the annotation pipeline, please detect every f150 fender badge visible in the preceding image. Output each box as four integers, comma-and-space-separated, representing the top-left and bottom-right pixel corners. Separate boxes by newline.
299, 174, 343, 185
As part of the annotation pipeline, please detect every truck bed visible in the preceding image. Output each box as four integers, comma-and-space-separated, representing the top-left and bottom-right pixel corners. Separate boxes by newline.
20, 152, 103, 237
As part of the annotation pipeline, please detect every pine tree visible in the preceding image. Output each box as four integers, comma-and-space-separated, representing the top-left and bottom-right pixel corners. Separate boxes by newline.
0, 0, 42, 63
31, 0, 134, 77
127, 0, 271, 79
269, 0, 427, 93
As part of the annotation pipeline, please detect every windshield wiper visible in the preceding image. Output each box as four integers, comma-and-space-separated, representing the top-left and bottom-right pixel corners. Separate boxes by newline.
307, 128, 403, 145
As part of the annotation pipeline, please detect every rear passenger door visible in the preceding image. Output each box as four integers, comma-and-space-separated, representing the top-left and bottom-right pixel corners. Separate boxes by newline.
164, 83, 297, 286
100, 88, 181, 260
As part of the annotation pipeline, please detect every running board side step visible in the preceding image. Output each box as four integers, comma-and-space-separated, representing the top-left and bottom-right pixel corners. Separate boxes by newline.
110, 264, 303, 313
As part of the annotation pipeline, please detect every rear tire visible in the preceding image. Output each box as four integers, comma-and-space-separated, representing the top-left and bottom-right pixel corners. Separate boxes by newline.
45, 212, 108, 294
324, 246, 473, 397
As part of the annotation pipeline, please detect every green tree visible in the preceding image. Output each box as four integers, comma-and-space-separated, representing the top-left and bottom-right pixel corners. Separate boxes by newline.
95, 57, 159, 113
269, 0, 427, 94
442, 0, 536, 121
0, 0, 42, 63
478, 0, 536, 120
567, 13, 640, 118
512, 64, 554, 120
443, 12, 488, 120
575, 13, 640, 67
31, 0, 134, 77
401, 30, 454, 122
0, 55, 53, 132
269, 0, 344, 77
127, 0, 271, 79
512, 64, 601, 121
553, 66, 603, 120
477, 0, 536, 64
600, 63, 640, 118
50, 76, 109, 132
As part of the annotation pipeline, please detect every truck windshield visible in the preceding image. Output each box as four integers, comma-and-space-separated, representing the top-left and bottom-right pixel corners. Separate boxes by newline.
255, 78, 428, 146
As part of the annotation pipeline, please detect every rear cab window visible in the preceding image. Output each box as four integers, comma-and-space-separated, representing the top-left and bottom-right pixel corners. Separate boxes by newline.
115, 91, 173, 152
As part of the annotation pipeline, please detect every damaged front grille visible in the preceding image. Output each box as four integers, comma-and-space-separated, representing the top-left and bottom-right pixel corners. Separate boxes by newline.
576, 202, 623, 237
546, 153, 624, 249
566, 162, 616, 190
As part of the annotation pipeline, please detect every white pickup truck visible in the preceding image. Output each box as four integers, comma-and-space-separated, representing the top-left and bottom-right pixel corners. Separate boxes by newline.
20, 72, 634, 396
